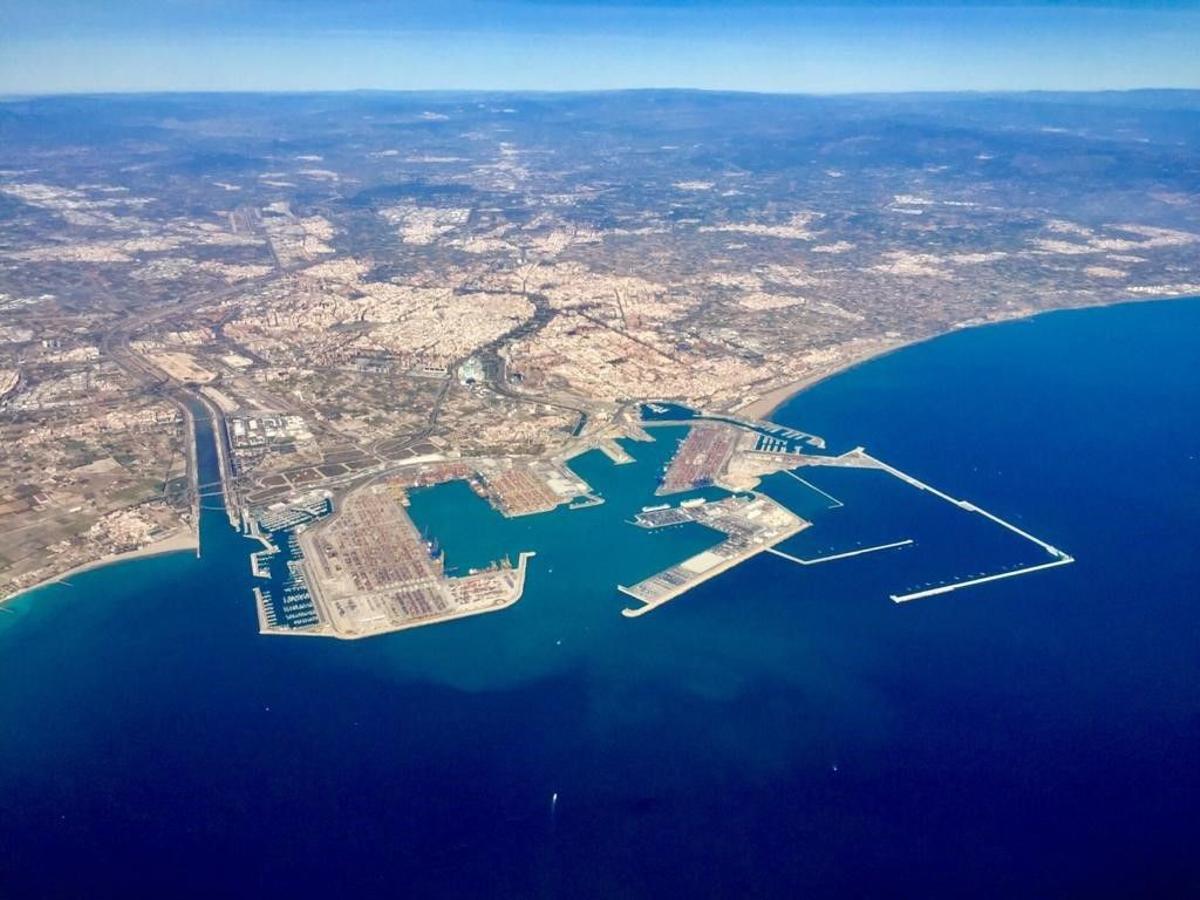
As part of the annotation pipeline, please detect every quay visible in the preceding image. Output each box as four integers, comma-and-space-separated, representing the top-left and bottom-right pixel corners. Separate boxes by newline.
620, 545, 774, 617
595, 439, 634, 465
288, 476, 540, 639
289, 549, 537, 639
619, 494, 808, 618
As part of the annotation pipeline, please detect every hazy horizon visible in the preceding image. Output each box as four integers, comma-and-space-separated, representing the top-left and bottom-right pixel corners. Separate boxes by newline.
2, 1, 1198, 95
4, 86, 1200, 101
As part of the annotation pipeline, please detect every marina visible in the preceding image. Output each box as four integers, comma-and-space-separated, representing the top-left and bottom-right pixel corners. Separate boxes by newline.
252, 530, 322, 630
255, 493, 332, 533
641, 403, 827, 453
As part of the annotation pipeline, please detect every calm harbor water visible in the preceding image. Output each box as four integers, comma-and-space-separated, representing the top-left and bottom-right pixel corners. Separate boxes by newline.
2, 298, 1198, 897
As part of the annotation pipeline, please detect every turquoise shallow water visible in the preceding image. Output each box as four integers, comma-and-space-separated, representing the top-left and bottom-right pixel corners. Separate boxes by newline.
2, 298, 1198, 897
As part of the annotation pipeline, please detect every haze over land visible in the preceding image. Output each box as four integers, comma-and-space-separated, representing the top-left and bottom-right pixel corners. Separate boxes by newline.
1, 89, 1199, 604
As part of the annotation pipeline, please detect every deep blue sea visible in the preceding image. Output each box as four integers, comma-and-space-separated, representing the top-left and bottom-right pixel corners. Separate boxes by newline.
2, 298, 1198, 898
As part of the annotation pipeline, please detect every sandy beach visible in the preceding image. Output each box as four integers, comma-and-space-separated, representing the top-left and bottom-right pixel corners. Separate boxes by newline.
732, 304, 1066, 422
733, 337, 909, 422
0, 528, 199, 609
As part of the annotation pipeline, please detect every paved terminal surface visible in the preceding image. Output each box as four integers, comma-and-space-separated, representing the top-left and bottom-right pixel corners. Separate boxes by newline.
619, 494, 808, 617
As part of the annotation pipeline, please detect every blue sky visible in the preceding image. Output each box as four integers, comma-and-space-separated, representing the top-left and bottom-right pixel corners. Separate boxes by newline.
1, 1, 1197, 94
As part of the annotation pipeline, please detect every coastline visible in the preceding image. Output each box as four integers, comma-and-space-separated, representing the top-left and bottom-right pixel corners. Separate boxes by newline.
4, 295, 1196, 617
0, 528, 199, 609
736, 294, 1200, 424
734, 337, 910, 422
